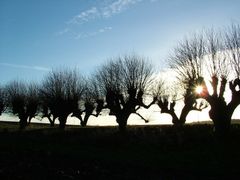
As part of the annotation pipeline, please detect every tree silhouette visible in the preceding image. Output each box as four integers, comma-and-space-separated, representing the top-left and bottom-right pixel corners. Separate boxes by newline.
154, 34, 208, 126
168, 25, 240, 135
71, 77, 104, 127
96, 55, 156, 132
5, 81, 39, 129
198, 25, 240, 135
153, 78, 207, 126
40, 69, 85, 129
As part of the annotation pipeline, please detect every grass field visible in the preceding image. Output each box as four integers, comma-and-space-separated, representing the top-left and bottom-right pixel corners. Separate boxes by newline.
0, 121, 240, 179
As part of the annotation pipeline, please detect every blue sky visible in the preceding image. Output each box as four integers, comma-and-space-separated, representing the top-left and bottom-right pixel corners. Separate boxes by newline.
1, 0, 240, 84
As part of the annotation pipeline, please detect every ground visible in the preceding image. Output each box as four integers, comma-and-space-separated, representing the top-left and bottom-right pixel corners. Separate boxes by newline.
0, 121, 240, 179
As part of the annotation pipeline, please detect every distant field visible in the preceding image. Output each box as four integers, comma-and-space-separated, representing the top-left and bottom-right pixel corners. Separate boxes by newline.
0, 121, 240, 179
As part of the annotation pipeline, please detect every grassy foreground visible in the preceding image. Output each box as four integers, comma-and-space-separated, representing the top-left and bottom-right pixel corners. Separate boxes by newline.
0, 121, 240, 180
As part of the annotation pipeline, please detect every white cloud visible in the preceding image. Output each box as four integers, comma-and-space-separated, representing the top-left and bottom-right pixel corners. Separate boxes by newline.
98, 26, 113, 32
68, 0, 142, 25
58, 0, 155, 39
0, 63, 50, 71
56, 28, 70, 36
74, 26, 113, 39
101, 0, 142, 18
68, 7, 99, 24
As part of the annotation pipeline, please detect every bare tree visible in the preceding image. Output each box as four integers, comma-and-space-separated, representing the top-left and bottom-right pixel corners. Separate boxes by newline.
196, 29, 231, 135
40, 69, 85, 129
96, 55, 156, 132
200, 25, 240, 135
5, 81, 39, 129
71, 77, 104, 127
154, 78, 207, 126
168, 26, 240, 136
156, 34, 207, 126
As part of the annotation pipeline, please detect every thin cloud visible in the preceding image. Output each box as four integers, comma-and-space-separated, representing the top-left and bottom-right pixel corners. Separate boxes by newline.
0, 63, 50, 71
68, 7, 99, 25
68, 0, 142, 25
58, 0, 156, 39
98, 26, 113, 32
74, 26, 113, 39
56, 28, 70, 36
101, 0, 142, 18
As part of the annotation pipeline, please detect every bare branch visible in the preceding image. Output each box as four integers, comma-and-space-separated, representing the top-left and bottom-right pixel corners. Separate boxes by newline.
95, 54, 155, 131
169, 33, 205, 88
204, 28, 229, 78
40, 68, 85, 128
225, 23, 240, 78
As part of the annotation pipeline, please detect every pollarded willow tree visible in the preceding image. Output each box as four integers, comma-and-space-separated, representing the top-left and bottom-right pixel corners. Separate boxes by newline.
71, 77, 104, 127
5, 81, 39, 129
40, 69, 85, 129
168, 25, 240, 135
154, 34, 208, 126
199, 24, 240, 135
96, 55, 157, 132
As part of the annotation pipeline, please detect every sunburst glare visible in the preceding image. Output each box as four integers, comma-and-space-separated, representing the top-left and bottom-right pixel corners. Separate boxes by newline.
195, 85, 203, 94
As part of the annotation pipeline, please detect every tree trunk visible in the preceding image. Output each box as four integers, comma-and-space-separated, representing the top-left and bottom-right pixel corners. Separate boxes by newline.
171, 104, 193, 126
49, 118, 55, 127
47, 116, 55, 127
178, 104, 193, 125
81, 114, 91, 127
170, 112, 179, 125
19, 113, 28, 130
116, 113, 129, 133
209, 103, 231, 137
28, 116, 35, 125
118, 119, 127, 132
59, 116, 67, 130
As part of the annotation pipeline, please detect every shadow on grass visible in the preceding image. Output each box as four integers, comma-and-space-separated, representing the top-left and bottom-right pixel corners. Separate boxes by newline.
0, 122, 240, 179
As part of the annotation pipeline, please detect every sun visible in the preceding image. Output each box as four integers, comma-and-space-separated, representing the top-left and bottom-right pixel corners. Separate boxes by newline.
195, 85, 203, 94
